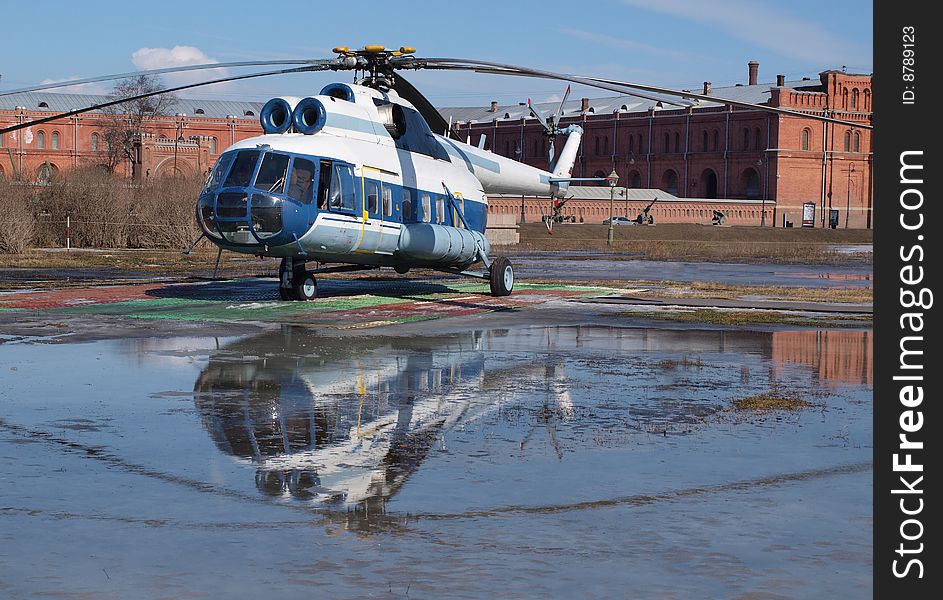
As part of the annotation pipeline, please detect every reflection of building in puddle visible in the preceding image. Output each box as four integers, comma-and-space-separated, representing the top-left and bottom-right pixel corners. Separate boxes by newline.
772, 330, 872, 386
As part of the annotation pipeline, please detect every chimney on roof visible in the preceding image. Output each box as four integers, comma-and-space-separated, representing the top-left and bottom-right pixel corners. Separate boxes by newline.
703, 81, 712, 95
776, 74, 785, 87
489, 101, 498, 112
748, 61, 759, 86
581, 97, 590, 112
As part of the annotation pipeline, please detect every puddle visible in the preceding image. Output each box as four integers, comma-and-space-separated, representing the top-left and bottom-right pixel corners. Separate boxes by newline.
513, 257, 873, 287
0, 325, 872, 597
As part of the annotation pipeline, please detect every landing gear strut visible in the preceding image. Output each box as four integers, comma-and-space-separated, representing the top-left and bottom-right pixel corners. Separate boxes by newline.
279, 258, 318, 301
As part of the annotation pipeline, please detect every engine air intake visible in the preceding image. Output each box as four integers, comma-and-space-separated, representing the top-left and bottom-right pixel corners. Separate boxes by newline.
260, 97, 299, 134
292, 97, 327, 135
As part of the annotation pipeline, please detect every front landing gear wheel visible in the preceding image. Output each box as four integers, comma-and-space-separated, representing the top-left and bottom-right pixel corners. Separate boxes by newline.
292, 271, 318, 301
489, 257, 514, 297
278, 258, 292, 300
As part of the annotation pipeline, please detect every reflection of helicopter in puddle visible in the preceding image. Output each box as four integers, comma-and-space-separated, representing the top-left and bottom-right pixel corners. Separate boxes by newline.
193, 327, 572, 513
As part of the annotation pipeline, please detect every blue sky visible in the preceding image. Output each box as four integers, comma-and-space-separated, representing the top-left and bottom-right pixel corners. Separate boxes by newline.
3, 0, 872, 106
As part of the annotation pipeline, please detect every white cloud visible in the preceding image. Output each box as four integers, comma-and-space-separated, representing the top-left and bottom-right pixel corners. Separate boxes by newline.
619, 0, 867, 64
130, 46, 230, 90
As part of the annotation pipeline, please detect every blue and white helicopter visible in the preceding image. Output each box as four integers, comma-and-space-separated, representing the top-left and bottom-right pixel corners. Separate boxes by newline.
2, 45, 870, 300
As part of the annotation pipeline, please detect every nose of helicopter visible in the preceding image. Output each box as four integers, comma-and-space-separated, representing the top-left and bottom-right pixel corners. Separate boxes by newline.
198, 188, 285, 246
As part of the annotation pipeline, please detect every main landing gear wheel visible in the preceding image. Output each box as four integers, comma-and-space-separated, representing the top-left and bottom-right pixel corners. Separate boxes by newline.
279, 258, 318, 301
292, 271, 318, 301
489, 256, 514, 297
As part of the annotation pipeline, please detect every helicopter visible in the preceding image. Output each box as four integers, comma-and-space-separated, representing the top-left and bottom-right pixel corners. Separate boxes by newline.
1, 45, 870, 300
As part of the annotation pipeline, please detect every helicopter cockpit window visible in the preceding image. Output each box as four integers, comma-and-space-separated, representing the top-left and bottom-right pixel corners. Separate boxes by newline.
203, 151, 236, 193
329, 164, 357, 212
255, 152, 290, 194
287, 158, 315, 204
224, 150, 259, 187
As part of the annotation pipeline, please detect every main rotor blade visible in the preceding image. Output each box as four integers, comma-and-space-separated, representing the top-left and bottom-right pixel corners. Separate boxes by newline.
0, 66, 325, 136
0, 59, 337, 97
391, 73, 459, 139
396, 57, 690, 107
553, 85, 571, 124
526, 100, 553, 134
398, 57, 871, 129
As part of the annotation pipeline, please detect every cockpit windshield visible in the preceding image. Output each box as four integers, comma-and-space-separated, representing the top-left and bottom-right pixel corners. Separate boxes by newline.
202, 151, 235, 194
255, 152, 290, 194
224, 150, 260, 187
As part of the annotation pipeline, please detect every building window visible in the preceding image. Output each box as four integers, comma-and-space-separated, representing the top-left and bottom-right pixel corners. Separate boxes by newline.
638, 134, 644, 154
854, 132, 861, 152
0, 133, 3, 149
744, 169, 760, 199
533, 139, 538, 157
52, 132, 60, 150
713, 130, 719, 151
195, 108, 205, 115
674, 132, 680, 153
844, 131, 851, 152
851, 89, 859, 110
663, 133, 670, 153
630, 171, 641, 188
603, 136, 609, 155
801, 128, 811, 151
244, 110, 254, 116
210, 137, 217, 154
505, 140, 510, 156
743, 128, 749, 151
663, 170, 679, 196
37, 131, 46, 149
91, 133, 99, 151
594, 137, 600, 155
754, 128, 761, 151
702, 131, 708, 152
864, 89, 871, 111
628, 134, 634, 154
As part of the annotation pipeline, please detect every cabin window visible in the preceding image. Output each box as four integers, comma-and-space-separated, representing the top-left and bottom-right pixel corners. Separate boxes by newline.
421, 193, 431, 223
436, 196, 445, 224
317, 160, 332, 208
255, 152, 290, 194
330, 164, 357, 212
224, 150, 259, 187
287, 158, 315, 204
366, 181, 379, 214
382, 185, 393, 217
402, 189, 413, 221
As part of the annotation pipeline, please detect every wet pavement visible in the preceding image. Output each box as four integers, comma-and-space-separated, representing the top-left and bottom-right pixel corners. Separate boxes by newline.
511, 253, 873, 287
0, 317, 872, 598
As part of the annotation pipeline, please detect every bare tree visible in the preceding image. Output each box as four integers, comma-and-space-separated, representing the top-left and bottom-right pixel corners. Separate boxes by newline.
102, 75, 178, 173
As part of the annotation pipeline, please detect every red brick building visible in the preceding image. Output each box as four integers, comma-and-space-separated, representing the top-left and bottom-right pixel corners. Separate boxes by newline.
442, 63, 872, 228
0, 92, 263, 182
2, 62, 872, 228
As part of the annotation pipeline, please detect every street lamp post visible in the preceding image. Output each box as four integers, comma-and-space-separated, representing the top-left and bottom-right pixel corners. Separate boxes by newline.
607, 169, 619, 246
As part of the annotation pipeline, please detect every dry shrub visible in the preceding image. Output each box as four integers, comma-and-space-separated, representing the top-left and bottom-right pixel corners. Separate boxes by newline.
128, 176, 203, 249
0, 180, 36, 253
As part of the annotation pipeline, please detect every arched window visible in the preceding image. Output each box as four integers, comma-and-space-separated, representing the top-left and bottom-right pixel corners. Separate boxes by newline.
664, 133, 670, 153
244, 110, 254, 117
630, 171, 641, 188
754, 128, 761, 151
801, 128, 811, 151
744, 169, 760, 199
713, 130, 719, 151
674, 132, 680, 153
194, 108, 205, 115
0, 133, 4, 149
702, 131, 708, 152
52, 132, 60, 150
851, 89, 859, 110
663, 170, 679, 195
210, 137, 218, 154
533, 138, 538, 157
603, 136, 609, 154
743, 128, 749, 150
638, 134, 644, 154
37, 131, 46, 149
594, 137, 600, 155
854, 132, 861, 152
505, 140, 510, 156
628, 134, 634, 153
844, 131, 851, 152
864, 89, 871, 111
91, 133, 99, 151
